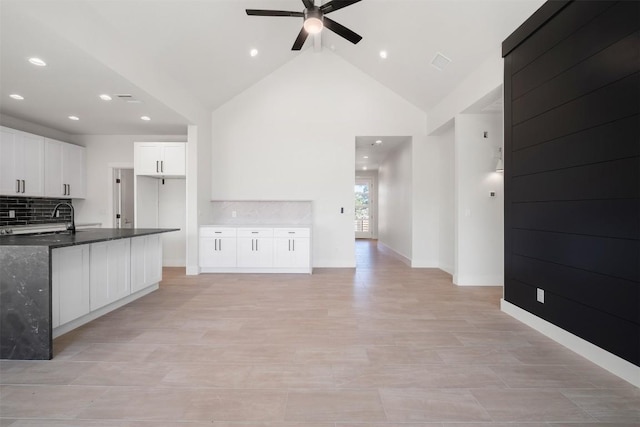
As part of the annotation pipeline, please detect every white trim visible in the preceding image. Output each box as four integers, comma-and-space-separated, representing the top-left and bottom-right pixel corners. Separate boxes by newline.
376, 242, 411, 266
106, 162, 134, 228
53, 284, 158, 339
501, 299, 640, 388
200, 267, 312, 274
454, 273, 504, 287
186, 265, 200, 275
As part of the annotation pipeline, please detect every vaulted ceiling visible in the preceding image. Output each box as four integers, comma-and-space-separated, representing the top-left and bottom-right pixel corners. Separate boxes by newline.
0, 0, 544, 135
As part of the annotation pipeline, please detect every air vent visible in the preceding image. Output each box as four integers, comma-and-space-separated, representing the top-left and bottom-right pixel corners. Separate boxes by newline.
431, 52, 452, 71
114, 94, 142, 104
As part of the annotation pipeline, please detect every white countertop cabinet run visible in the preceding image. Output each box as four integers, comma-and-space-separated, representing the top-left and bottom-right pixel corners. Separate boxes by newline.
200, 226, 311, 274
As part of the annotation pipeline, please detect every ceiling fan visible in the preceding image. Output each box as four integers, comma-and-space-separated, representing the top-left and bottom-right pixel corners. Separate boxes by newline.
246, 0, 363, 51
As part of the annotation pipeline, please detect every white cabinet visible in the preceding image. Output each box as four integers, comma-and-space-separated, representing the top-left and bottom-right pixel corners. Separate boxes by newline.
0, 126, 44, 196
52, 245, 90, 327
134, 142, 185, 177
274, 228, 311, 270
90, 239, 131, 311
237, 228, 274, 268
44, 138, 86, 198
131, 234, 163, 293
200, 227, 237, 269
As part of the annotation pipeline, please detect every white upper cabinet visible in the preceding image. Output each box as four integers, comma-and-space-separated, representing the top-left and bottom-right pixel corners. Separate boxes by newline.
44, 138, 86, 199
0, 126, 44, 197
134, 142, 185, 177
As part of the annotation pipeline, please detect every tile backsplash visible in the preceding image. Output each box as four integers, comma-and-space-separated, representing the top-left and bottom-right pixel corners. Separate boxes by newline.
0, 196, 72, 227
210, 201, 313, 225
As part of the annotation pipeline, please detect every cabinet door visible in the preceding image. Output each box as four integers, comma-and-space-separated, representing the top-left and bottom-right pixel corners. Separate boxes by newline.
274, 237, 310, 268
144, 234, 162, 286
44, 139, 64, 197
134, 143, 162, 175
0, 127, 19, 195
52, 245, 90, 326
17, 132, 44, 197
63, 143, 86, 198
90, 239, 131, 310
130, 236, 146, 293
200, 237, 237, 268
160, 144, 185, 176
237, 237, 273, 268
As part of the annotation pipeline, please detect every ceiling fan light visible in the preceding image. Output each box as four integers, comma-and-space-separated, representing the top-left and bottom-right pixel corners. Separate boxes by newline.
304, 17, 323, 34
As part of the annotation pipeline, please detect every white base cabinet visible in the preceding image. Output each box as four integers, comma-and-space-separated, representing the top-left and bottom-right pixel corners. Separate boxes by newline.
52, 234, 164, 338
200, 226, 312, 274
274, 228, 311, 269
52, 245, 90, 328
200, 227, 237, 268
90, 239, 131, 311
131, 234, 162, 293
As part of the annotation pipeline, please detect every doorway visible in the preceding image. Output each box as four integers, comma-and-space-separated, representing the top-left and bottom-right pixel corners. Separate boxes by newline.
355, 177, 374, 239
113, 168, 134, 228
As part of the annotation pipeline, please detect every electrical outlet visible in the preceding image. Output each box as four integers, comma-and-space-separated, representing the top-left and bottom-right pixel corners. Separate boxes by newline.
8, 210, 15, 218
536, 288, 545, 304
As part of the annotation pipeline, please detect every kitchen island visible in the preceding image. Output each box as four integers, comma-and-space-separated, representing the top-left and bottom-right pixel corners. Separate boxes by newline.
0, 228, 177, 360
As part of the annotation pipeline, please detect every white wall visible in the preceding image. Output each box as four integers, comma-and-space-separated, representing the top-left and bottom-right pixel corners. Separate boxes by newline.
0, 114, 79, 145
432, 125, 455, 274
211, 51, 426, 268
411, 135, 440, 268
454, 113, 504, 285
378, 140, 413, 261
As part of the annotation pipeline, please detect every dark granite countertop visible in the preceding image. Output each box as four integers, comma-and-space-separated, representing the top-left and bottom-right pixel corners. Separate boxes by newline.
0, 228, 179, 249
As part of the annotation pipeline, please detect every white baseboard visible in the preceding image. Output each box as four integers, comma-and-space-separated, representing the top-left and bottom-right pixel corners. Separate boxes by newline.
377, 242, 411, 266
185, 265, 200, 275
454, 273, 504, 286
501, 299, 640, 388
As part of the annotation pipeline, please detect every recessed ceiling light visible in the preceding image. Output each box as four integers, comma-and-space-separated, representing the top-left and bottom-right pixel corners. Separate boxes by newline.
363, 166, 368, 171
68, 115, 79, 121
99, 94, 112, 101
9, 94, 24, 100
28, 57, 47, 67
375, 140, 382, 144
379, 50, 388, 59
250, 48, 258, 57
363, 156, 369, 159
141, 116, 151, 121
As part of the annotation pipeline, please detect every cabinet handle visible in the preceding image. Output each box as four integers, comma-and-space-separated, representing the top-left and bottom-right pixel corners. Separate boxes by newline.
63, 184, 66, 195
67, 184, 71, 196
161, 160, 164, 173
252, 239, 254, 251
156, 161, 159, 173
256, 239, 258, 251
16, 179, 20, 193
214, 239, 218, 251
219, 239, 222, 251
288, 240, 291, 251
293, 240, 295, 251
21, 180, 25, 193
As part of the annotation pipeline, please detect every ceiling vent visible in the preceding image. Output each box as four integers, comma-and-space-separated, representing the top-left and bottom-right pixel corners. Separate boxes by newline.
114, 94, 142, 104
431, 52, 451, 71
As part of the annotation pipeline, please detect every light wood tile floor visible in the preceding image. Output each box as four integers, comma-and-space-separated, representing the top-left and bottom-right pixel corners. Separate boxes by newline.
1, 240, 638, 426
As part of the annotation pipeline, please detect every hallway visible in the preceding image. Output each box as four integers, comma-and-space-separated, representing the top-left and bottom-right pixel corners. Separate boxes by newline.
1, 240, 638, 425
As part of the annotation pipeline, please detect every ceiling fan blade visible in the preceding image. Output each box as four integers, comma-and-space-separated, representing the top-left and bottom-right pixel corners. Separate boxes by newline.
246, 9, 304, 17
292, 27, 310, 50
320, 0, 362, 14
323, 17, 362, 44
301, 0, 315, 9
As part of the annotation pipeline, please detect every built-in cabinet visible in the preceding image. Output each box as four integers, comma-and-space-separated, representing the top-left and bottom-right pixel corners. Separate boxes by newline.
0, 126, 85, 198
51, 245, 90, 328
130, 234, 162, 293
51, 234, 164, 336
273, 228, 311, 269
44, 138, 86, 198
134, 142, 186, 177
200, 226, 312, 273
90, 239, 131, 311
199, 227, 237, 268
0, 127, 45, 197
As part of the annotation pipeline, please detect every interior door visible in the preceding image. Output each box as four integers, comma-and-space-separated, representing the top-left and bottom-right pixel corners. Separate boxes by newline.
355, 179, 372, 239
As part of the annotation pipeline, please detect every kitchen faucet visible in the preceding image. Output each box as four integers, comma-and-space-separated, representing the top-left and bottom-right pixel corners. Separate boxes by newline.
51, 202, 76, 234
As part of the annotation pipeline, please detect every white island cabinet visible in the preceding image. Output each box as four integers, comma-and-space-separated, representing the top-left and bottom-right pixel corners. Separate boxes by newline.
131, 234, 162, 293
90, 239, 131, 311
52, 245, 90, 328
